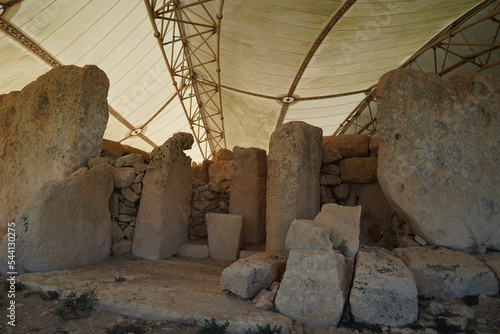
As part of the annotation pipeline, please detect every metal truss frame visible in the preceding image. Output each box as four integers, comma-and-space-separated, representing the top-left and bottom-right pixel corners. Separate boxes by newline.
335, 0, 499, 136
144, 0, 226, 161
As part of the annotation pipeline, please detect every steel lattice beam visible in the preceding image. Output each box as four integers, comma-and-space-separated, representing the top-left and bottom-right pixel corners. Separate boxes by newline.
145, 0, 226, 160
336, 1, 500, 136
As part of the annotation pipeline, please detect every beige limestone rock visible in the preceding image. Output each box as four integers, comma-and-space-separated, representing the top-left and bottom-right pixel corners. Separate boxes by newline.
266, 121, 322, 252
113, 167, 136, 188
229, 146, 267, 245
285, 219, 334, 255
112, 239, 132, 255
369, 136, 380, 156
275, 250, 347, 328
339, 157, 378, 183
178, 240, 209, 259
214, 148, 234, 162
115, 153, 144, 167
88, 156, 114, 168
322, 146, 342, 164
121, 187, 140, 203
349, 246, 418, 327
0, 65, 109, 227
208, 160, 233, 192
111, 219, 126, 242
221, 252, 285, 299
377, 69, 500, 253
0, 164, 113, 274
393, 246, 499, 299
323, 134, 370, 158
206, 213, 244, 261
320, 163, 340, 176
132, 132, 193, 260
197, 160, 214, 184
314, 203, 361, 257
475, 252, 500, 284
320, 174, 342, 186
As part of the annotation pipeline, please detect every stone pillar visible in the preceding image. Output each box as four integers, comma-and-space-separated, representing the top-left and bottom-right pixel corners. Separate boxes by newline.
266, 121, 322, 252
132, 132, 193, 260
229, 146, 267, 245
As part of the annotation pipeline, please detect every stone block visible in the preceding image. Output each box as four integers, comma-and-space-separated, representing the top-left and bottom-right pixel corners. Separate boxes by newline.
113, 167, 136, 188
275, 250, 348, 328
377, 69, 500, 252
132, 133, 193, 260
209, 160, 233, 192
214, 148, 234, 162
393, 246, 499, 299
178, 240, 209, 259
320, 163, 340, 176
221, 252, 285, 299
349, 246, 418, 327
0, 164, 113, 274
0, 65, 109, 227
285, 219, 334, 254
121, 187, 140, 203
323, 134, 370, 158
369, 136, 380, 156
314, 203, 361, 257
266, 121, 322, 252
229, 146, 267, 245
339, 157, 378, 183
115, 153, 144, 167
206, 213, 243, 261
322, 146, 342, 164
112, 239, 132, 255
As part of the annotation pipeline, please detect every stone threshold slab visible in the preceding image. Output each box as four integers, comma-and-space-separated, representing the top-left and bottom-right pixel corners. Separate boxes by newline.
16, 255, 292, 333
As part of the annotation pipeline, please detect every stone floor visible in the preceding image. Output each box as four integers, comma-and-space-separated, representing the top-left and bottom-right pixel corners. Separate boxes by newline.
12, 254, 292, 333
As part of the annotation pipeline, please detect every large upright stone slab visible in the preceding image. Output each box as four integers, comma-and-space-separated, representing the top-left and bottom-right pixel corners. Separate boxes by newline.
266, 121, 322, 252
0, 65, 109, 227
206, 213, 244, 261
394, 246, 499, 299
377, 69, 500, 253
132, 133, 193, 260
229, 146, 267, 245
0, 164, 113, 274
349, 246, 418, 327
275, 250, 348, 328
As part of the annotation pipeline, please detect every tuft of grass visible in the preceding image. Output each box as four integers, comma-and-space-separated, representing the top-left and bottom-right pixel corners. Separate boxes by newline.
107, 324, 145, 334
463, 295, 479, 306
55, 286, 99, 320
115, 276, 126, 282
246, 324, 282, 333
198, 318, 229, 334
41, 290, 60, 301
431, 317, 462, 333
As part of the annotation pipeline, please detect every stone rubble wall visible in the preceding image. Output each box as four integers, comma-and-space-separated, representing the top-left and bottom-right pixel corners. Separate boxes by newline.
89, 140, 151, 256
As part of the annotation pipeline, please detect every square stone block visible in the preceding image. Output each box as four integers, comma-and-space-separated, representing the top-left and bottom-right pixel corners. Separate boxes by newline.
206, 213, 244, 261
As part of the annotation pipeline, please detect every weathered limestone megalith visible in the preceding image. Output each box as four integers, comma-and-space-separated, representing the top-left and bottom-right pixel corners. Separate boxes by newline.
349, 246, 418, 327
0, 65, 109, 228
314, 203, 361, 257
394, 247, 499, 299
266, 121, 322, 252
377, 69, 500, 253
323, 134, 369, 158
285, 219, 334, 254
0, 164, 113, 274
275, 250, 348, 327
132, 133, 193, 260
206, 213, 244, 261
221, 252, 285, 299
229, 146, 267, 245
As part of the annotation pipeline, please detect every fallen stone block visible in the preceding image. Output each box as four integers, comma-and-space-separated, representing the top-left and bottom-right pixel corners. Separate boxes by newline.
285, 219, 334, 255
349, 246, 418, 327
394, 246, 499, 299
221, 252, 285, 299
207, 213, 244, 261
275, 250, 347, 328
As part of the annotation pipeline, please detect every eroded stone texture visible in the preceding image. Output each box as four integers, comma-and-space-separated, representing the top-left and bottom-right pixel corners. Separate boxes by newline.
229, 146, 267, 245
266, 121, 322, 252
221, 252, 285, 299
275, 250, 347, 328
349, 246, 418, 327
394, 246, 499, 299
285, 219, 334, 255
339, 157, 378, 183
377, 69, 500, 253
0, 65, 109, 227
132, 133, 193, 260
323, 134, 369, 158
209, 160, 233, 193
0, 164, 113, 274
206, 213, 244, 261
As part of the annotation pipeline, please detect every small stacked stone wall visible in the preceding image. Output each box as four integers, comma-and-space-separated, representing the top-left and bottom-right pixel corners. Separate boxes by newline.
190, 149, 233, 238
321, 134, 407, 249
90, 141, 151, 255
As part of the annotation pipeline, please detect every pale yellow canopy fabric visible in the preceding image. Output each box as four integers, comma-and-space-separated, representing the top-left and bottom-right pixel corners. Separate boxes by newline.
0, 0, 497, 162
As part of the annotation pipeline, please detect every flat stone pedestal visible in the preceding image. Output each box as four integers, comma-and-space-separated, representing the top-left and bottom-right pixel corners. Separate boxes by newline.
206, 213, 244, 261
